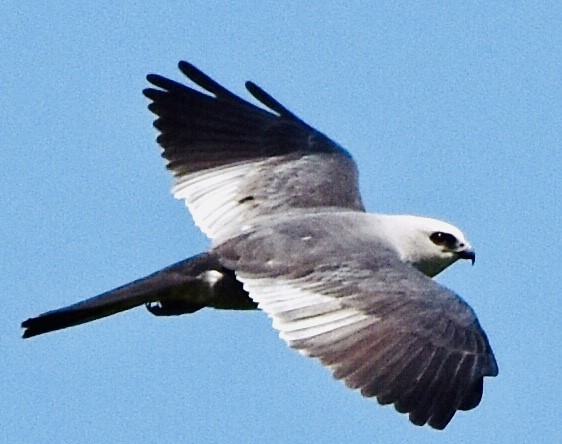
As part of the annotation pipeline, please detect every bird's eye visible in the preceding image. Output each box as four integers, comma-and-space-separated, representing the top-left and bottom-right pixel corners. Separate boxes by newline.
430, 232, 457, 248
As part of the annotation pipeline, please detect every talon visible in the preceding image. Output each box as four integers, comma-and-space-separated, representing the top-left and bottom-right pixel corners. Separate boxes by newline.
145, 300, 205, 316
145, 302, 164, 315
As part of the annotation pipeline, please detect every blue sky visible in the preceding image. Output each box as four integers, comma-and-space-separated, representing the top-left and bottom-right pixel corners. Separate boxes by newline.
2, 2, 560, 443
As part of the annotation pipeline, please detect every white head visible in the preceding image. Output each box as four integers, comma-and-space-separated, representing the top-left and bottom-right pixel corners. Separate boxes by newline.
377, 215, 475, 277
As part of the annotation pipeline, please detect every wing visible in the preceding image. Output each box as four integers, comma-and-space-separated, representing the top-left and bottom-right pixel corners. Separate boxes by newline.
215, 213, 498, 430
143, 61, 364, 240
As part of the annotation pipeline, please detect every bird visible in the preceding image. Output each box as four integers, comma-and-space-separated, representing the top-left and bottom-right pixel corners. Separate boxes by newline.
22, 61, 498, 430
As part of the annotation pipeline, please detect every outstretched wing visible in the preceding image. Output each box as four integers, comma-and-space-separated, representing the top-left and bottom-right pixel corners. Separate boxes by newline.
143, 61, 364, 240
215, 212, 498, 429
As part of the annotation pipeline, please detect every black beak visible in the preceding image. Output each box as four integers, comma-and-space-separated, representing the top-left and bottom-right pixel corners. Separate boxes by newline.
458, 248, 476, 265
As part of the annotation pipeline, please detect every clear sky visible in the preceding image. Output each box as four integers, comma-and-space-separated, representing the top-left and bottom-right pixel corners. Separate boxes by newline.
2, 2, 560, 443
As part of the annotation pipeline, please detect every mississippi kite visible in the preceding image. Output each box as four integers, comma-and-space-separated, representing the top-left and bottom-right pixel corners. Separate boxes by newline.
22, 61, 498, 429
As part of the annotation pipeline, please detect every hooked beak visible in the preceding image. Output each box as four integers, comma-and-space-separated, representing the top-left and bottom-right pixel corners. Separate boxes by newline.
458, 247, 476, 265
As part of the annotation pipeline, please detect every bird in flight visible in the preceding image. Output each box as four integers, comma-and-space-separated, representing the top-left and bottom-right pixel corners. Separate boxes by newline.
22, 61, 498, 429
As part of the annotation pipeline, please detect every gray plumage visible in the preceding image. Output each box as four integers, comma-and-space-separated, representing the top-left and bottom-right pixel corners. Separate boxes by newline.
22, 61, 497, 430
216, 212, 496, 428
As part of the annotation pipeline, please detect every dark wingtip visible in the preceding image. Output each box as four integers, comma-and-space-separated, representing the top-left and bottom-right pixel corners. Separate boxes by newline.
488, 354, 499, 377
142, 87, 155, 100
177, 60, 198, 77
177, 61, 238, 101
145, 73, 160, 84
245, 81, 296, 119
459, 378, 484, 411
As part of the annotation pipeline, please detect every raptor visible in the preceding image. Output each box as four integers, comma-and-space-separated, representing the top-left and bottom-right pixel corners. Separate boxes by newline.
22, 61, 497, 429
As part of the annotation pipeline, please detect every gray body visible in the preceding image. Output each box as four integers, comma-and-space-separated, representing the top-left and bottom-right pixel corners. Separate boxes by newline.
22, 62, 497, 430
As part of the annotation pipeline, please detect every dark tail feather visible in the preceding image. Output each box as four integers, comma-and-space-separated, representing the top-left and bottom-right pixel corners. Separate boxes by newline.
22, 252, 252, 338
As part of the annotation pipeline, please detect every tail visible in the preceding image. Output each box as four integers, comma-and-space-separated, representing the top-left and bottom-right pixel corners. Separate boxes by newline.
21, 252, 253, 338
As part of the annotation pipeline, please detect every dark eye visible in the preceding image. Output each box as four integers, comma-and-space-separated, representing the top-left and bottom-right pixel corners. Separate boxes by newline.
430, 232, 458, 248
